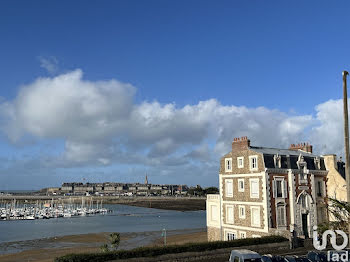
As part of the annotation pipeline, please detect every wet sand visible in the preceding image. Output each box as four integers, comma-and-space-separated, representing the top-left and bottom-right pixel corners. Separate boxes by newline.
0, 228, 207, 262
152, 231, 207, 246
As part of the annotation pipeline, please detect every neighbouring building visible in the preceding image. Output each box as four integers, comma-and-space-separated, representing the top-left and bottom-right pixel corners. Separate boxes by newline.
323, 154, 347, 221
47, 179, 189, 196
323, 154, 346, 202
207, 137, 329, 241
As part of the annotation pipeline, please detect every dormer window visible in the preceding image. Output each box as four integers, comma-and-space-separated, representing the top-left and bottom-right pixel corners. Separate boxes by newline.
274, 154, 281, 168
314, 157, 320, 170
297, 154, 308, 184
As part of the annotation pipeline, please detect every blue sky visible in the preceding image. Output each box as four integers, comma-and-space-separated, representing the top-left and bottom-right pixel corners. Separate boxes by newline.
0, 1, 350, 189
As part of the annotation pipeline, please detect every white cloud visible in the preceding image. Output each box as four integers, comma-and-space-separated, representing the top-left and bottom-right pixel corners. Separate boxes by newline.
38, 56, 59, 74
0, 69, 348, 186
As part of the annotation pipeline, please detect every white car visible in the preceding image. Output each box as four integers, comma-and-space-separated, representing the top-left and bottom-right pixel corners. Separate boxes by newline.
229, 249, 262, 262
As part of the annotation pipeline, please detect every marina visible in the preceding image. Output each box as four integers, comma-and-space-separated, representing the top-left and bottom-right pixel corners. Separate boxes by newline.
0, 198, 111, 221
0, 204, 206, 245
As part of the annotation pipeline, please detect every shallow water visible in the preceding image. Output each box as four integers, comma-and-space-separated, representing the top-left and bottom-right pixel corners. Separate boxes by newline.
0, 204, 206, 243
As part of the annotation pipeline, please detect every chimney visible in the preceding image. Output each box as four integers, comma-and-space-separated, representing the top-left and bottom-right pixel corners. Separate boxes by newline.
232, 136, 251, 152
289, 142, 313, 153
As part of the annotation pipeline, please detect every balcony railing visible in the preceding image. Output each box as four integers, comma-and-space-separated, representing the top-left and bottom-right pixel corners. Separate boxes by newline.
207, 194, 220, 200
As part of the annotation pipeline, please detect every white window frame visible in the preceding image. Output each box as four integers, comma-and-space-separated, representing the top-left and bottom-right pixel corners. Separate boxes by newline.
226, 204, 234, 224
225, 158, 232, 172
250, 178, 260, 198
238, 205, 246, 219
225, 179, 233, 197
225, 229, 237, 241
238, 178, 245, 192
237, 157, 244, 168
210, 204, 218, 222
249, 155, 258, 171
272, 177, 287, 199
251, 206, 261, 227
240, 231, 246, 239
276, 204, 286, 228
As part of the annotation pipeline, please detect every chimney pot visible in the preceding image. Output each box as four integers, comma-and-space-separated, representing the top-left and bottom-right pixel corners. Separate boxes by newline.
232, 136, 250, 152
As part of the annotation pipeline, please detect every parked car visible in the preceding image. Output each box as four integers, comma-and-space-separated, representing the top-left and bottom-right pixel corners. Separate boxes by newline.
295, 257, 312, 262
262, 255, 285, 262
229, 249, 262, 262
307, 251, 327, 262
284, 256, 297, 262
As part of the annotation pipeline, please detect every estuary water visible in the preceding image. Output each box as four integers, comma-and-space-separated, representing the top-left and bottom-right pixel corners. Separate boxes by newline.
0, 204, 206, 243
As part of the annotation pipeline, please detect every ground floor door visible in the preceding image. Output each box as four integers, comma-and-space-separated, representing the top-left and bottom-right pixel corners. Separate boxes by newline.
302, 214, 309, 238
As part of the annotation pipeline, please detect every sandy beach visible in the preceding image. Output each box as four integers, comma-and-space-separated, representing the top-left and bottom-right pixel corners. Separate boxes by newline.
0, 228, 207, 262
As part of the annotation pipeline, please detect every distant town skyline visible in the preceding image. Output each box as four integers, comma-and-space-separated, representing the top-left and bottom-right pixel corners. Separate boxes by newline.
1, 1, 350, 189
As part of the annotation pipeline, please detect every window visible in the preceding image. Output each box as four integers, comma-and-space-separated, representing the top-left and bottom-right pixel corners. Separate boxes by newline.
273, 178, 287, 198
249, 156, 258, 170
251, 206, 261, 227
274, 154, 281, 168
227, 232, 236, 241
210, 205, 218, 221
240, 231, 246, 239
299, 171, 307, 183
238, 178, 245, 192
314, 157, 321, 170
238, 206, 245, 218
250, 178, 259, 198
237, 157, 244, 168
239, 205, 245, 219
225, 158, 232, 172
225, 179, 233, 197
276, 204, 286, 227
317, 181, 323, 197
299, 194, 307, 208
226, 205, 234, 224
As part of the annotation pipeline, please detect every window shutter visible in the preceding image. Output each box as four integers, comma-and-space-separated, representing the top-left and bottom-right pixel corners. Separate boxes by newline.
272, 180, 276, 198
283, 180, 287, 198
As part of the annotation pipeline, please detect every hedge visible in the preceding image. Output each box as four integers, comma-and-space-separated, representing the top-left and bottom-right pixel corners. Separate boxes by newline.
54, 235, 287, 262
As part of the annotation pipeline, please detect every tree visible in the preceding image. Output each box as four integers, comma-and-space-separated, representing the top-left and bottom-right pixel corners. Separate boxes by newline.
110, 232, 121, 250
324, 198, 350, 232
100, 232, 121, 252
204, 187, 219, 194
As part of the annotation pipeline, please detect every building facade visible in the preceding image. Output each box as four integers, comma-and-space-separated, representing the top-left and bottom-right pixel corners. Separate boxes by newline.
207, 137, 328, 241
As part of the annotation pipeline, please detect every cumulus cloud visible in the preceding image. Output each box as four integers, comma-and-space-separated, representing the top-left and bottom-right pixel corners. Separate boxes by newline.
0, 69, 347, 186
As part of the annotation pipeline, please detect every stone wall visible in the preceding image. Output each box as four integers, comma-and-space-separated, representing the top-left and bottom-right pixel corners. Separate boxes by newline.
222, 203, 264, 228
222, 176, 263, 202
207, 226, 221, 241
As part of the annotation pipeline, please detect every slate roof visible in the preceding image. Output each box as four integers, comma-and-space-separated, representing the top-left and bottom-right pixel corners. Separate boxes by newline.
251, 146, 326, 171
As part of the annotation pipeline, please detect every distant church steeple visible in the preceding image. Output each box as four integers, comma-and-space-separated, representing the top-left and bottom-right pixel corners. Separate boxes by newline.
145, 175, 148, 185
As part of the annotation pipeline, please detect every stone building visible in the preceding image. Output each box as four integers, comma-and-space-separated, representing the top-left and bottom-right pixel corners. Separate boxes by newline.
207, 137, 328, 241
323, 155, 346, 202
